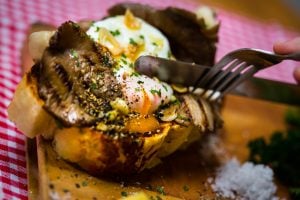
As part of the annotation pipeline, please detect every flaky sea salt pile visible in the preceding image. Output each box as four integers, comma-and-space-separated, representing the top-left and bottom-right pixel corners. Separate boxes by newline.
210, 158, 278, 200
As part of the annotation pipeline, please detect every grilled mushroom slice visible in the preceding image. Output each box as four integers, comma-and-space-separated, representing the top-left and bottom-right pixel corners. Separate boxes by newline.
36, 21, 123, 126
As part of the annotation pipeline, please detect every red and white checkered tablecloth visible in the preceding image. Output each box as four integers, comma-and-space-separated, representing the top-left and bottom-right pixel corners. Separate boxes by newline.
0, 0, 299, 199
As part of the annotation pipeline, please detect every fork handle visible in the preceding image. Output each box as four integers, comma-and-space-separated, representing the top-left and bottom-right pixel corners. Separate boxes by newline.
279, 52, 300, 62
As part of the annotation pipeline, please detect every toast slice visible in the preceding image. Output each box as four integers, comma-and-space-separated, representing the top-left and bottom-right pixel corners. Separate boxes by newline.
8, 73, 56, 139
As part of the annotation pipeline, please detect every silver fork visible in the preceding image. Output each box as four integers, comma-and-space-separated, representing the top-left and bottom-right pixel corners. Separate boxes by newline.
194, 48, 300, 101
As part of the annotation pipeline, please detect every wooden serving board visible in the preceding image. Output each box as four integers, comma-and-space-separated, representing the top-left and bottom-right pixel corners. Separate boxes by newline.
26, 94, 293, 200
23, 22, 293, 200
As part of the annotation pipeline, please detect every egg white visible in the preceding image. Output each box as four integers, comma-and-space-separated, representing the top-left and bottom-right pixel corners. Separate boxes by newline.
87, 16, 171, 61
86, 15, 174, 114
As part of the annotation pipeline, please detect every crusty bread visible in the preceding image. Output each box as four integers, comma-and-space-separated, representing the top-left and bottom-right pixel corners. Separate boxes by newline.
52, 117, 199, 174
8, 72, 198, 174
53, 124, 171, 174
8, 74, 56, 139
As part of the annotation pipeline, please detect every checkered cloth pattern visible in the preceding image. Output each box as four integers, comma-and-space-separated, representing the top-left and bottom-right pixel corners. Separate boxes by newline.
0, 0, 299, 199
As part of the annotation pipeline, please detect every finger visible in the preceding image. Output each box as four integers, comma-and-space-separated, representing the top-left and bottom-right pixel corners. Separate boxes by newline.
273, 37, 300, 54
294, 67, 300, 85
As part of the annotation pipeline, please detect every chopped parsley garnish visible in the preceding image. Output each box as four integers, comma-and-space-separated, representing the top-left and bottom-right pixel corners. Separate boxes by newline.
82, 181, 88, 187
110, 29, 121, 36
90, 83, 97, 90
150, 196, 162, 200
156, 186, 166, 195
248, 108, 300, 198
152, 42, 158, 46
137, 80, 144, 84
72, 23, 80, 29
70, 49, 78, 59
121, 59, 127, 64
102, 55, 111, 66
129, 63, 134, 68
183, 185, 189, 192
162, 84, 168, 92
130, 72, 140, 77
135, 87, 141, 92
171, 98, 180, 105
120, 191, 128, 197
95, 27, 100, 32
121, 53, 127, 59
129, 38, 138, 46
150, 89, 162, 97
139, 35, 145, 39
177, 115, 190, 121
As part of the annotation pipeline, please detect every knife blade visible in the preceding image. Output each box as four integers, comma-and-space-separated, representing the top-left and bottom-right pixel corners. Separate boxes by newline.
135, 56, 210, 86
135, 55, 300, 106
233, 77, 300, 106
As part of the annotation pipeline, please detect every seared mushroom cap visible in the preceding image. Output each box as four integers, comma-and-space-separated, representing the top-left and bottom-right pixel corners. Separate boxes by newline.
36, 21, 123, 126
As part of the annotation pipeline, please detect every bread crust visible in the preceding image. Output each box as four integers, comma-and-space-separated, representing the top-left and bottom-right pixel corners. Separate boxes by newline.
8, 73, 197, 174
8, 74, 56, 139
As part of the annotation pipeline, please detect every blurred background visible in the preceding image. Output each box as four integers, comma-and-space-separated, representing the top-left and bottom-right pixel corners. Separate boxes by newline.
199, 0, 300, 31
191, 0, 300, 82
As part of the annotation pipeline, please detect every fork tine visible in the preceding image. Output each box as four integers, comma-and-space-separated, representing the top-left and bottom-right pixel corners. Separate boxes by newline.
200, 59, 242, 99
205, 59, 242, 90
194, 56, 235, 90
218, 67, 258, 99
196, 48, 300, 101
214, 62, 250, 91
206, 62, 251, 100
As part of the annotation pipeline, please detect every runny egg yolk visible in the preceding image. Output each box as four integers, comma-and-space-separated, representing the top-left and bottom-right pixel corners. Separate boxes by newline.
86, 11, 174, 114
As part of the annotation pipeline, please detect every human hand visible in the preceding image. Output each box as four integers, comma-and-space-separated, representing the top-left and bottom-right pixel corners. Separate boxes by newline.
273, 38, 300, 84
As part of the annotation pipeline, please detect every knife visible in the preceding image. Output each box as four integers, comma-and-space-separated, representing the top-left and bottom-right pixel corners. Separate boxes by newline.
135, 56, 300, 106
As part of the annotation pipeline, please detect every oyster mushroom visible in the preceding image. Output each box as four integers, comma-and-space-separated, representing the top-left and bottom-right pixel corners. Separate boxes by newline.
36, 21, 122, 126
181, 95, 207, 131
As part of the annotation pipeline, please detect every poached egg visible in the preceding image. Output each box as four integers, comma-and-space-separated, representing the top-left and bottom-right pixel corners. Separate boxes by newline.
87, 10, 174, 114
